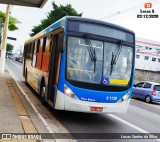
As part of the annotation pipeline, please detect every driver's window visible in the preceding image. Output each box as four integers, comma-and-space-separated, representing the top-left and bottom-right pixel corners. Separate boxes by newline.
67, 36, 103, 84
136, 82, 145, 88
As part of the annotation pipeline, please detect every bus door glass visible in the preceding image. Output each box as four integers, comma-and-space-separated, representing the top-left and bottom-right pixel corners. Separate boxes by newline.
47, 32, 63, 101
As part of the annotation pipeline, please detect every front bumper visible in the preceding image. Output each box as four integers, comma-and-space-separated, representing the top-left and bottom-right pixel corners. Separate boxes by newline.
64, 95, 130, 113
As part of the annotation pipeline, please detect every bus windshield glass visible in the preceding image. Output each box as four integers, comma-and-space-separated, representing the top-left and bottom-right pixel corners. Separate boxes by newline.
66, 36, 133, 86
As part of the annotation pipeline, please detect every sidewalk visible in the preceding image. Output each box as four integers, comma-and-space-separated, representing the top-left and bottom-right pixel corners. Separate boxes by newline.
0, 70, 24, 133
0, 70, 39, 142
0, 69, 69, 142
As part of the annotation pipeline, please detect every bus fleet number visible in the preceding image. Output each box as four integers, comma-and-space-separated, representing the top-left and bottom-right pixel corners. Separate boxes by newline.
106, 96, 118, 101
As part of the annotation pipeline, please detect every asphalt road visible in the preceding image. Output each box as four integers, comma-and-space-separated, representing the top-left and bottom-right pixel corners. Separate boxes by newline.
6, 59, 160, 142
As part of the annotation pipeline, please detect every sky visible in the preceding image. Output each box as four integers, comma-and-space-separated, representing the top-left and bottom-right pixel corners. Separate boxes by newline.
0, 0, 160, 52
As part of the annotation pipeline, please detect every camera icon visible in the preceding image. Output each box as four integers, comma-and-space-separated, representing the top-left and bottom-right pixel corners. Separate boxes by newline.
144, 2, 152, 8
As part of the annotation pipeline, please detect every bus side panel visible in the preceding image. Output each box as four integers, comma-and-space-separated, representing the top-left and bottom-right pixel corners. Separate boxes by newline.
25, 56, 44, 93
55, 90, 65, 110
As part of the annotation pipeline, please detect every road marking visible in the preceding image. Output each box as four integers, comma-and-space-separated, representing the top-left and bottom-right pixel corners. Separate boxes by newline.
108, 114, 160, 142
8, 59, 23, 68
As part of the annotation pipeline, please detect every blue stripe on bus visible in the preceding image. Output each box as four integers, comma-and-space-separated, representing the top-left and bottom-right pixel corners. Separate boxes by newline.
64, 81, 132, 103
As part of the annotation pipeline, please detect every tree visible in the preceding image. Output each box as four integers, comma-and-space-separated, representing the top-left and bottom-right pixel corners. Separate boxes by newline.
30, 2, 82, 36
6, 43, 14, 52
0, 11, 20, 31
0, 11, 20, 45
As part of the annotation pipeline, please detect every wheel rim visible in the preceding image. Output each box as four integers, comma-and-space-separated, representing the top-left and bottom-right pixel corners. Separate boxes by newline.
146, 96, 151, 103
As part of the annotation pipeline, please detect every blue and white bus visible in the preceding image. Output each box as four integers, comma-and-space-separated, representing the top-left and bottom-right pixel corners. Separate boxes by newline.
24, 16, 135, 113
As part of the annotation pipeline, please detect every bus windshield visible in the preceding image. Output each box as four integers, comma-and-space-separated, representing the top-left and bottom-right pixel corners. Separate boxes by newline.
66, 36, 133, 86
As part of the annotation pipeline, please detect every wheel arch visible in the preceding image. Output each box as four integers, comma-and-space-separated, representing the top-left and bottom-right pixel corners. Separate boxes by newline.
38, 76, 45, 95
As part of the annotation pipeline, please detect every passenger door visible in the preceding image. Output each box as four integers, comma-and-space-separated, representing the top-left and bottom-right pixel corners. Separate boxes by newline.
47, 32, 63, 103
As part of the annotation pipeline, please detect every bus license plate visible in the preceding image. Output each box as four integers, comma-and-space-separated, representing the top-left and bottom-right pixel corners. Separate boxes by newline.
90, 107, 103, 112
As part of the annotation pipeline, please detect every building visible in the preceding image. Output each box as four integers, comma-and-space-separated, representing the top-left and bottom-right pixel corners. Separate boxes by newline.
135, 37, 160, 72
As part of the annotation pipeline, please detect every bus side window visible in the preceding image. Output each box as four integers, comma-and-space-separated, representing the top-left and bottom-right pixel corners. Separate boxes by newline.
27, 44, 30, 59
29, 43, 34, 59
24, 45, 27, 57
46, 34, 52, 52
29, 43, 31, 54
31, 42, 35, 54
32, 42, 36, 67
41, 35, 51, 72
36, 39, 42, 69
34, 40, 40, 67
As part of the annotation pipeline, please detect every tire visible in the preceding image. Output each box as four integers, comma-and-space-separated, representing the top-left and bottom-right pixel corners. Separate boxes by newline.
40, 81, 47, 106
145, 95, 152, 103
25, 69, 28, 86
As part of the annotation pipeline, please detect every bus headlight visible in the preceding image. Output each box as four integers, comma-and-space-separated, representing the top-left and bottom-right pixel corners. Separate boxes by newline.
118, 91, 130, 102
64, 85, 79, 100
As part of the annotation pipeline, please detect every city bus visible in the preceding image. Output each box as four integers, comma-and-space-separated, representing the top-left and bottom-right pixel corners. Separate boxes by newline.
23, 16, 135, 113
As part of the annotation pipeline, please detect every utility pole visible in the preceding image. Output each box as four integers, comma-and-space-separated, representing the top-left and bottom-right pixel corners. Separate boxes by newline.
0, 21, 4, 45
0, 5, 10, 73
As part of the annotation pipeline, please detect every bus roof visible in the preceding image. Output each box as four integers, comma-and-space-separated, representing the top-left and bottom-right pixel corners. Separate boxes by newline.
25, 16, 135, 44
66, 16, 134, 33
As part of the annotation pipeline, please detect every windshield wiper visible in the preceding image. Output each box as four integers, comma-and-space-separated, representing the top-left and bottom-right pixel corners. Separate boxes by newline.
84, 34, 96, 73
110, 41, 123, 75
67, 58, 77, 65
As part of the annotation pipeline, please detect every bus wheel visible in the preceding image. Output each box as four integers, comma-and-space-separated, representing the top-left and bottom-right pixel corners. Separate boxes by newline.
40, 82, 47, 106
25, 69, 28, 86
